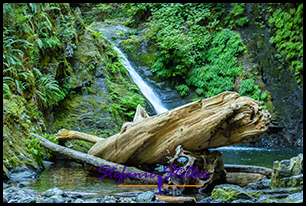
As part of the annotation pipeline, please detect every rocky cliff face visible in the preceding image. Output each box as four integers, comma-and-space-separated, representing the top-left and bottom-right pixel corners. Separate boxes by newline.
51, 21, 151, 152
237, 3, 303, 147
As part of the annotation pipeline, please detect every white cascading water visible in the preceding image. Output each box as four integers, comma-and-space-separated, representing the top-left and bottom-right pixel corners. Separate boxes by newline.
113, 46, 168, 114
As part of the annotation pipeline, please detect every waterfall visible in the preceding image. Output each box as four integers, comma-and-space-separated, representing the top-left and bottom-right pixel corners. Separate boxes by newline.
113, 46, 168, 114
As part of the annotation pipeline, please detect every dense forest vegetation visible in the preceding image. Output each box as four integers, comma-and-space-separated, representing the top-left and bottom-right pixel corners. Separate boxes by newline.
3, 3, 303, 172
123, 3, 303, 100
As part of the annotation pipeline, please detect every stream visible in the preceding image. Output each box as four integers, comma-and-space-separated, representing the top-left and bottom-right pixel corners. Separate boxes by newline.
28, 146, 303, 198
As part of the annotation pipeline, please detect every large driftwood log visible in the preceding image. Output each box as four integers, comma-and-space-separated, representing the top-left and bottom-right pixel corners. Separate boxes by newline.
56, 91, 270, 166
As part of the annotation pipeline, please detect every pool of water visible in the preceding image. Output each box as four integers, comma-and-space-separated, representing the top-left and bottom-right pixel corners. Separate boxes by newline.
29, 146, 303, 197
210, 146, 303, 168
29, 160, 153, 198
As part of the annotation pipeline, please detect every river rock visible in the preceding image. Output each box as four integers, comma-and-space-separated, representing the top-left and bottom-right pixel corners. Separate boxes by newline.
201, 154, 304, 203
243, 178, 271, 190
41, 187, 68, 198
135, 191, 156, 202
84, 198, 102, 203
211, 184, 255, 203
50, 195, 65, 203
9, 171, 37, 182
74, 198, 85, 203
197, 196, 224, 203
270, 153, 303, 189
17, 181, 32, 188
284, 190, 303, 203
3, 186, 38, 203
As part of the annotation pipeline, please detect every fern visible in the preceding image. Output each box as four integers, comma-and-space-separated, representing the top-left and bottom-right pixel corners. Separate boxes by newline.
268, 3, 303, 83
176, 84, 190, 96
32, 72, 65, 108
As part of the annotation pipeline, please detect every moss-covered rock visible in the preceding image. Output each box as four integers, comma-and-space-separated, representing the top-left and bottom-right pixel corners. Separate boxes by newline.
208, 175, 303, 203
211, 184, 255, 202
270, 153, 303, 189
3, 95, 42, 175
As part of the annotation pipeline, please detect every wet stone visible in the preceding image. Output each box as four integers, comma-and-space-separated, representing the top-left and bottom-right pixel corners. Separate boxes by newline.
50, 195, 65, 203
9, 170, 38, 182
17, 197, 36, 203
136, 191, 156, 202
243, 178, 271, 190
232, 199, 255, 203
41, 187, 68, 198
285, 191, 303, 203
74, 198, 85, 203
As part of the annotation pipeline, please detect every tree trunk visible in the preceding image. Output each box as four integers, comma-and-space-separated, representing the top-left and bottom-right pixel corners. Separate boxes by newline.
155, 195, 196, 203
32, 134, 158, 183
224, 164, 273, 177
225, 172, 268, 187
56, 91, 271, 166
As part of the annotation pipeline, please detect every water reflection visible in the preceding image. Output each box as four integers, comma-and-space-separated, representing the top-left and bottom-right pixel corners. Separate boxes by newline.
210, 146, 303, 168
30, 160, 153, 198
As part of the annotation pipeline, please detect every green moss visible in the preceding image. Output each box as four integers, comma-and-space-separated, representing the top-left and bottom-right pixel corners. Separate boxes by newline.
3, 95, 40, 171
40, 55, 51, 68
139, 53, 155, 67
211, 184, 255, 202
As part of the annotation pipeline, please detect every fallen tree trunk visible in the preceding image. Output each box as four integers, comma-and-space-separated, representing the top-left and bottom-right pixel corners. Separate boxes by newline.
155, 195, 196, 203
55, 130, 104, 144
224, 164, 273, 177
225, 172, 268, 187
32, 134, 158, 183
56, 91, 271, 166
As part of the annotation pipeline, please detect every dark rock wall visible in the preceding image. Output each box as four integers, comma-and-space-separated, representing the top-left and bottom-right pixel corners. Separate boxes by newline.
238, 3, 303, 147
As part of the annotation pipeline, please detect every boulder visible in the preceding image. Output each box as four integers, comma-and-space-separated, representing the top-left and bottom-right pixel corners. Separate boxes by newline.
211, 184, 255, 202
270, 153, 303, 189
41, 187, 68, 198
135, 191, 156, 202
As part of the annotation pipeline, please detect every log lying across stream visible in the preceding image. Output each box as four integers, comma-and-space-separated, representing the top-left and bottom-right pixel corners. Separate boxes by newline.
224, 164, 273, 177
32, 134, 158, 183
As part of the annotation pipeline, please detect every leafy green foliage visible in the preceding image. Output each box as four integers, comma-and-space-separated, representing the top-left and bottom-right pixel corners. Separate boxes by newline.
268, 3, 303, 83
83, 3, 128, 26
176, 84, 190, 96
3, 3, 68, 109
239, 77, 268, 110
127, 3, 249, 98
32, 71, 66, 108
224, 3, 249, 29
25, 134, 58, 168
3, 3, 84, 168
